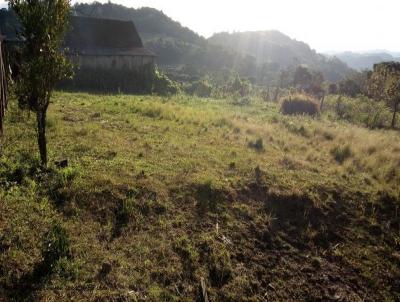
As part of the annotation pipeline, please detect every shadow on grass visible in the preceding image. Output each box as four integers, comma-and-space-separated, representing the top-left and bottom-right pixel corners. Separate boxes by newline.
5, 224, 71, 301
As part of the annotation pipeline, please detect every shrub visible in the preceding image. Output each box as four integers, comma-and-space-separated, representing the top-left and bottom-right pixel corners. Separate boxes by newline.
280, 94, 320, 116
184, 80, 213, 97
227, 75, 250, 96
230, 96, 251, 106
152, 69, 180, 96
323, 95, 396, 129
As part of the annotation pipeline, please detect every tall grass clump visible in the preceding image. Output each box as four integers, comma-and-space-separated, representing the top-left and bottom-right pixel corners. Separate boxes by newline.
330, 145, 352, 164
41, 223, 71, 273
280, 94, 320, 116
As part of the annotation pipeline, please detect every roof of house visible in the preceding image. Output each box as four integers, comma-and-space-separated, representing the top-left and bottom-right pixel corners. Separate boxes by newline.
65, 16, 155, 57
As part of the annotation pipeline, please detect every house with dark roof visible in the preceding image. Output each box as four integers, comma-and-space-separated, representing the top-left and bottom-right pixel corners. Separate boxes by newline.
62, 16, 156, 93
0, 12, 155, 93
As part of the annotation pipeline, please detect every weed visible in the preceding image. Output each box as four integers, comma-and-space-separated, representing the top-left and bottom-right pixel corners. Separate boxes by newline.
41, 223, 71, 273
112, 197, 136, 238
331, 145, 352, 164
248, 138, 264, 152
195, 179, 225, 214
208, 247, 232, 288
173, 236, 199, 279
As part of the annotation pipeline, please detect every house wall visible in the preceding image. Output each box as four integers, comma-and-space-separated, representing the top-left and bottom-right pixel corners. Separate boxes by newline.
71, 55, 154, 70
60, 54, 156, 93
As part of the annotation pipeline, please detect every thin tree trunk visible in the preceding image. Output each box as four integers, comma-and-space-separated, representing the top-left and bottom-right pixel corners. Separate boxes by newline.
320, 95, 325, 112
36, 109, 47, 166
392, 102, 398, 129
274, 87, 280, 102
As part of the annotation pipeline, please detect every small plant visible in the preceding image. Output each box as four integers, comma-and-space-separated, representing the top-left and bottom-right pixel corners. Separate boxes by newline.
195, 179, 223, 213
254, 165, 263, 183
173, 236, 199, 279
41, 223, 71, 273
335, 96, 347, 119
208, 247, 232, 287
248, 138, 264, 152
330, 145, 352, 164
118, 198, 135, 224
280, 94, 320, 116
45, 166, 80, 205
112, 197, 136, 238
311, 257, 322, 269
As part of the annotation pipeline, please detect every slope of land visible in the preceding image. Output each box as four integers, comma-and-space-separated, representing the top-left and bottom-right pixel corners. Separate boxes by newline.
0, 93, 399, 301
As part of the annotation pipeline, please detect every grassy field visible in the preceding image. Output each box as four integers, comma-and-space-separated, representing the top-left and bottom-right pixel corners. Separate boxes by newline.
0, 92, 399, 301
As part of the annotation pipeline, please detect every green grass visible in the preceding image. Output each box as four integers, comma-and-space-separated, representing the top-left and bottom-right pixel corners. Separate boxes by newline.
0, 92, 399, 301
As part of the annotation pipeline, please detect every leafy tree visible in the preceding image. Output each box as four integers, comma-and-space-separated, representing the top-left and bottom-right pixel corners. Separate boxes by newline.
308, 71, 325, 99
273, 70, 290, 101
292, 66, 325, 102
338, 78, 361, 97
368, 62, 400, 129
9, 0, 72, 166
350, 70, 371, 95
293, 66, 312, 91
328, 83, 338, 95
337, 70, 371, 97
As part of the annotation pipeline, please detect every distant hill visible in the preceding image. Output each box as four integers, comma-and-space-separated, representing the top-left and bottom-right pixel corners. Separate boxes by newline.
327, 51, 400, 70
208, 31, 353, 82
72, 3, 354, 82
72, 2, 204, 45
1, 3, 353, 83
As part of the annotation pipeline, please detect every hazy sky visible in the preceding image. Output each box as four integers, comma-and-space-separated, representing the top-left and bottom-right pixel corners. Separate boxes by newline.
1, 0, 399, 52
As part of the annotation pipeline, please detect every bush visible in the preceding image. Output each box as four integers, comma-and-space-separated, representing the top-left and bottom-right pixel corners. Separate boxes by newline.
280, 94, 320, 116
152, 69, 180, 96
230, 96, 251, 106
184, 80, 212, 97
227, 75, 250, 96
323, 95, 395, 129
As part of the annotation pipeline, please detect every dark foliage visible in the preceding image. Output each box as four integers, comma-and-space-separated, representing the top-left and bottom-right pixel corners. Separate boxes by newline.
60, 65, 154, 94
152, 69, 180, 95
281, 94, 320, 116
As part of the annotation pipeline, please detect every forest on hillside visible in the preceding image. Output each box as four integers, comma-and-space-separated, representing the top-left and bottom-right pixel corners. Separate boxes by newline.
71, 2, 353, 84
